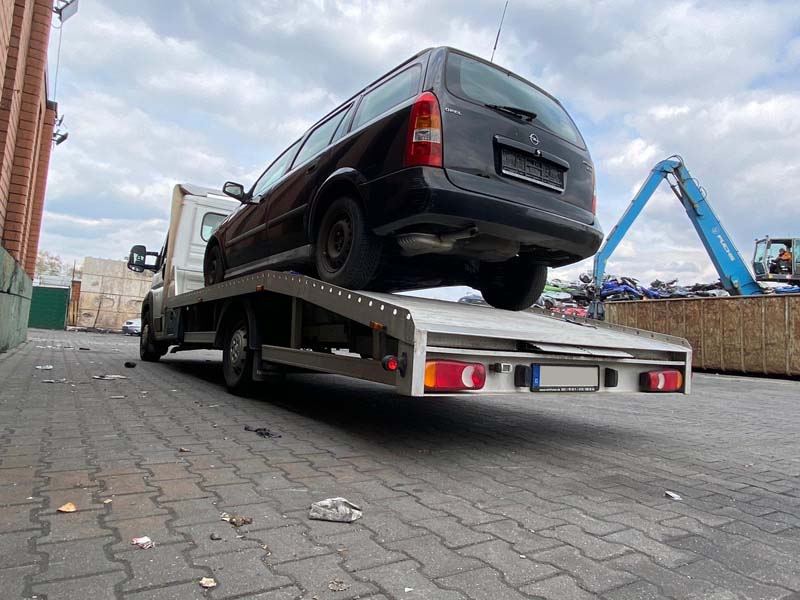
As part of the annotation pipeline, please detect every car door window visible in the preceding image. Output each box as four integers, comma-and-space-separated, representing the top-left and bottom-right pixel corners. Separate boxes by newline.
330, 103, 356, 144
252, 140, 301, 199
351, 65, 421, 130
201, 213, 226, 241
292, 106, 351, 168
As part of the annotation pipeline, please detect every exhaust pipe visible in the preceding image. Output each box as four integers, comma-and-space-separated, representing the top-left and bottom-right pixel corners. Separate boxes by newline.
396, 227, 479, 257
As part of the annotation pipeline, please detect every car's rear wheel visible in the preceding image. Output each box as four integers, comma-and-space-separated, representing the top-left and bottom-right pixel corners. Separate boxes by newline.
478, 255, 547, 311
315, 195, 382, 289
204, 243, 224, 286
222, 316, 254, 395
140, 313, 168, 361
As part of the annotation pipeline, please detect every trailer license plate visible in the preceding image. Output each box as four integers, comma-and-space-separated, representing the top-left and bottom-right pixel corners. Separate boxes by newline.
531, 364, 599, 392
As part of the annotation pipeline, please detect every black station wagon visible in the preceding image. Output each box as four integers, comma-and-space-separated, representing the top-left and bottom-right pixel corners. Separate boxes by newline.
205, 46, 603, 310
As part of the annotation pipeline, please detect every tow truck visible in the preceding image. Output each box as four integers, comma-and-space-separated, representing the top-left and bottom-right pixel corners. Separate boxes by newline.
128, 184, 692, 396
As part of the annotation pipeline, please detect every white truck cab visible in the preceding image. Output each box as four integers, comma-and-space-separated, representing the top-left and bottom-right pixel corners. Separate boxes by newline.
127, 184, 238, 337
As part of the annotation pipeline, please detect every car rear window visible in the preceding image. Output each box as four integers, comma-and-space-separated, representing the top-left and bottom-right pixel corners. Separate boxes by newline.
445, 52, 584, 147
352, 65, 421, 130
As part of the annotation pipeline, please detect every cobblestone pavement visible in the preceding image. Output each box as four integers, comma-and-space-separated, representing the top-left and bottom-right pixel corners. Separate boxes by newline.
2, 330, 800, 599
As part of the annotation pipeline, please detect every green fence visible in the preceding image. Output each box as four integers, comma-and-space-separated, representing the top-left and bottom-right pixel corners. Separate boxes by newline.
28, 286, 70, 330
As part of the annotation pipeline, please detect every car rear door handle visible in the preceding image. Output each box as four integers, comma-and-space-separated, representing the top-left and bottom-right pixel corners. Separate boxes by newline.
306, 160, 319, 173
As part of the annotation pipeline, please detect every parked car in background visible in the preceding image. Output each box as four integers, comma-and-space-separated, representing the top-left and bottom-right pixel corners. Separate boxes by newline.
206, 46, 602, 310
122, 318, 141, 335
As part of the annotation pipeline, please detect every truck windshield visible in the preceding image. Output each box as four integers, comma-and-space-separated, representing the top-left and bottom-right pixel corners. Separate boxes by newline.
445, 51, 584, 148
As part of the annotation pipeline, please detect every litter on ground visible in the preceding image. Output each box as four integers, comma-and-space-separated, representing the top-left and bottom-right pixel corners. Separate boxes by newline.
220, 512, 253, 527
131, 536, 155, 549
124, 361, 137, 368
35, 365, 53, 370
244, 425, 281, 438
328, 578, 350, 592
309, 498, 362, 523
93, 374, 128, 380
664, 490, 683, 500
57, 502, 77, 513
199, 577, 217, 589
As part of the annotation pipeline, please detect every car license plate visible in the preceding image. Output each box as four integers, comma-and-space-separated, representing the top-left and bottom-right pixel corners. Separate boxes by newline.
501, 148, 565, 191
531, 364, 599, 392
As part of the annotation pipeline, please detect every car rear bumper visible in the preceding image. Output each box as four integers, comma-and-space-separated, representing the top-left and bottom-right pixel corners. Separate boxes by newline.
361, 167, 603, 265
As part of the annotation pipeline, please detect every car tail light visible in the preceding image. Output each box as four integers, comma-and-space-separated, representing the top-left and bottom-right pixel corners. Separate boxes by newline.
424, 360, 485, 392
403, 92, 442, 168
639, 370, 683, 392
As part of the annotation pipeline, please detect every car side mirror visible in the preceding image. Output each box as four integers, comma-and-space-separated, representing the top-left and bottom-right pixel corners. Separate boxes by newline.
127, 245, 159, 272
223, 181, 246, 202
127, 245, 147, 272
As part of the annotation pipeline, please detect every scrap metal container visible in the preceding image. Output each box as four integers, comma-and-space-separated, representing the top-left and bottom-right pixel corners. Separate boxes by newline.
605, 295, 800, 377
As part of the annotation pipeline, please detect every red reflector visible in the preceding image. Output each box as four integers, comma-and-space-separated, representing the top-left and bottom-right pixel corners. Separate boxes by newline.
403, 92, 443, 168
640, 370, 683, 392
382, 355, 399, 371
424, 360, 485, 392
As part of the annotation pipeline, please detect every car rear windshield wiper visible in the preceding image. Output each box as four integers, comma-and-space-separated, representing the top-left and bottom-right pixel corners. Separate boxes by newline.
485, 104, 538, 122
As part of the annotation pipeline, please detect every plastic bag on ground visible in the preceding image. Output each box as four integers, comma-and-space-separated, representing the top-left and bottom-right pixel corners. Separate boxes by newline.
309, 497, 362, 522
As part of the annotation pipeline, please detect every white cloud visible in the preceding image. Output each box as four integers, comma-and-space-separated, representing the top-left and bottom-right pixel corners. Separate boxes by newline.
41, 0, 800, 290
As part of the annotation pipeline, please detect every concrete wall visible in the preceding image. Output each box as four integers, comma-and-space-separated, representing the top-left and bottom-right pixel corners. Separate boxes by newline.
0, 245, 32, 352
77, 257, 152, 330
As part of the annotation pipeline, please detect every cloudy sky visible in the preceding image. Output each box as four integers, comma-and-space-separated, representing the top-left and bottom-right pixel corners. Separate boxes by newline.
43, 0, 800, 293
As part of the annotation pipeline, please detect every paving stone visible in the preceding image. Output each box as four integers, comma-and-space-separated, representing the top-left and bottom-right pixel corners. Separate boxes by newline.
39, 507, 108, 543
121, 542, 206, 591
679, 558, 793, 600
610, 553, 719, 599
605, 528, 695, 567
540, 524, 630, 560
362, 510, 428, 543
272, 553, 377, 599
32, 571, 128, 600
32, 536, 121, 581
415, 516, 493, 548
387, 534, 483, 578
327, 529, 405, 571
474, 519, 561, 554
0, 530, 41, 567
532, 545, 636, 593
0, 564, 37, 600
602, 580, 670, 600
521, 574, 596, 600
110, 514, 185, 552
459, 539, 558, 585
437, 566, 529, 600
547, 508, 628, 536
260, 523, 330, 564
356, 559, 466, 599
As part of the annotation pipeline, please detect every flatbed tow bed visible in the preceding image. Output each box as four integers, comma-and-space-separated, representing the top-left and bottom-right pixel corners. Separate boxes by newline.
154, 269, 692, 396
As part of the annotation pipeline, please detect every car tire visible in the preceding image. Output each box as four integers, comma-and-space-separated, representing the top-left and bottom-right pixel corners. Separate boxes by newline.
204, 243, 225, 286
222, 316, 254, 395
140, 313, 168, 361
314, 196, 382, 289
479, 255, 547, 311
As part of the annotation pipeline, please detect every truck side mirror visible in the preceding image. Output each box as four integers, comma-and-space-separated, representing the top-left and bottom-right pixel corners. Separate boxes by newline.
128, 245, 147, 272
223, 181, 246, 202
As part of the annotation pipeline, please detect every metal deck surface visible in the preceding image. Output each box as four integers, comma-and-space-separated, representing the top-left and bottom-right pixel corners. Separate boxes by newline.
364, 292, 689, 354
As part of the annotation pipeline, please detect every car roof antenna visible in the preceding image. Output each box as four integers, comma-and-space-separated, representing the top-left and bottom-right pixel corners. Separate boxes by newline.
490, 0, 509, 63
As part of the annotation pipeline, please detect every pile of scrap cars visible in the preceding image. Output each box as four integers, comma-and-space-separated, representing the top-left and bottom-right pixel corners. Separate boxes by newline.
460, 274, 800, 318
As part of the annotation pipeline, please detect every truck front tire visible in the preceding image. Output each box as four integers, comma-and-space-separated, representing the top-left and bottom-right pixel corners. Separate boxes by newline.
140, 318, 168, 361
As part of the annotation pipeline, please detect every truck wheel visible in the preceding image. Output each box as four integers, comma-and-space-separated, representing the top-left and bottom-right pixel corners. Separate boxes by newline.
204, 244, 225, 286
479, 256, 547, 311
140, 317, 168, 361
222, 317, 254, 394
315, 196, 382, 289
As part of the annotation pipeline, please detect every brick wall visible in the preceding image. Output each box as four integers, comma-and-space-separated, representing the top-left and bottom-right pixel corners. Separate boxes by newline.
0, 0, 56, 277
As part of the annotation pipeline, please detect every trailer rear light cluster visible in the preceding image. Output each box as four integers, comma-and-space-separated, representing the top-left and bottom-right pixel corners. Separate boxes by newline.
403, 92, 443, 168
424, 360, 485, 392
639, 370, 683, 392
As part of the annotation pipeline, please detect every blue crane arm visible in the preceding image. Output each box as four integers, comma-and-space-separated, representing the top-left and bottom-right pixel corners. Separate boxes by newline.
592, 157, 762, 296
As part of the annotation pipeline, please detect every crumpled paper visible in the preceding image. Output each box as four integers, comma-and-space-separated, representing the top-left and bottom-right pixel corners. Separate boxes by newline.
309, 497, 362, 522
